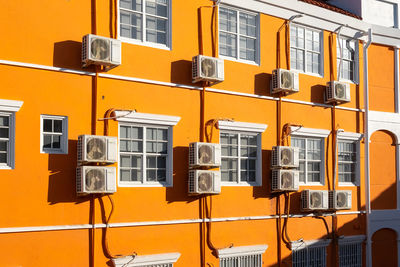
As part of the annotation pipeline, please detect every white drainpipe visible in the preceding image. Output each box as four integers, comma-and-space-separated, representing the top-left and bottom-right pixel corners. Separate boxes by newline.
363, 28, 372, 267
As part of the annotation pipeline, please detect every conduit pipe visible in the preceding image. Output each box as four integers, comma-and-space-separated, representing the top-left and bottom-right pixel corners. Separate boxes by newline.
363, 28, 372, 267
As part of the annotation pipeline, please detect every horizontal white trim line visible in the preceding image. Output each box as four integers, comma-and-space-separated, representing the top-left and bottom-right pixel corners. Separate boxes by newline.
217, 244, 268, 258
369, 110, 400, 124
0, 99, 23, 112
112, 252, 180, 267
0, 211, 364, 234
218, 120, 268, 133
99, 73, 201, 90
338, 131, 363, 141
291, 239, 331, 250
0, 59, 95, 76
338, 235, 366, 245
290, 126, 331, 138
114, 111, 181, 126
0, 59, 364, 113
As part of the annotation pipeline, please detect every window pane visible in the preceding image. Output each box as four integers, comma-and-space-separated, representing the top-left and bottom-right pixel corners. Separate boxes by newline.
53, 135, 61, 149
0, 153, 7, 163
120, 140, 130, 152
131, 169, 141, 181
132, 127, 142, 139
0, 141, 7, 152
120, 0, 142, 11
132, 155, 142, 168
147, 156, 156, 168
0, 116, 9, 127
43, 135, 52, 148
146, 141, 157, 153
146, 17, 167, 44
43, 119, 52, 132
120, 169, 131, 181
131, 141, 142, 152
157, 129, 168, 140
120, 126, 129, 139
0, 128, 8, 138
120, 11, 142, 40
219, 7, 237, 33
219, 32, 237, 58
157, 142, 167, 153
239, 13, 256, 37
121, 155, 131, 167
53, 120, 62, 133
147, 169, 156, 181
146, 0, 168, 17
157, 156, 166, 168
239, 37, 256, 61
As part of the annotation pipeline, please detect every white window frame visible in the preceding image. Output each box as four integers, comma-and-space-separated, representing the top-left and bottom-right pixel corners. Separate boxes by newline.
117, 0, 172, 50
0, 99, 23, 170
112, 252, 180, 267
218, 120, 267, 186
40, 115, 68, 154
338, 235, 364, 267
218, 244, 268, 267
291, 239, 331, 267
337, 132, 362, 187
218, 5, 260, 65
290, 23, 324, 77
337, 36, 359, 84
115, 111, 180, 187
290, 126, 330, 186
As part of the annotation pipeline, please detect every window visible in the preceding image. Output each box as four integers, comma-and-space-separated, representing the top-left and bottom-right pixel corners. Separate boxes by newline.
218, 120, 267, 186
219, 6, 259, 63
112, 252, 180, 267
338, 236, 364, 267
119, 124, 169, 184
292, 137, 324, 184
338, 141, 357, 184
115, 111, 180, 187
218, 245, 268, 267
40, 115, 68, 154
337, 37, 357, 82
119, 0, 171, 48
0, 113, 13, 167
290, 24, 323, 75
292, 240, 330, 267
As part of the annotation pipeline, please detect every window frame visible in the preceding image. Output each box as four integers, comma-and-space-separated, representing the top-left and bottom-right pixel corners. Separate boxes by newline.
40, 115, 68, 154
218, 5, 260, 65
115, 111, 180, 187
337, 36, 359, 84
218, 120, 267, 187
337, 132, 362, 187
290, 23, 324, 77
218, 244, 268, 267
0, 112, 15, 169
117, 0, 172, 50
290, 127, 330, 186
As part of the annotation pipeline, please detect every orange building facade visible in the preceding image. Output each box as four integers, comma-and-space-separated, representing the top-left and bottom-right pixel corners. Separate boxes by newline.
0, 0, 399, 266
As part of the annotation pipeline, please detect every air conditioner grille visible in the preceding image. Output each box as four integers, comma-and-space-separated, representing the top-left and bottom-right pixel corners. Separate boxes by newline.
201, 58, 217, 78
281, 148, 293, 165
86, 137, 106, 161
336, 192, 347, 208
189, 171, 195, 193
85, 168, 106, 192
281, 172, 294, 189
91, 38, 110, 61
192, 56, 199, 81
198, 144, 212, 165
335, 83, 346, 99
198, 172, 213, 192
310, 192, 323, 209
281, 71, 293, 89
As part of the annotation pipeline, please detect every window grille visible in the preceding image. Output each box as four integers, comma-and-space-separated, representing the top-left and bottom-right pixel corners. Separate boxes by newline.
339, 242, 362, 267
220, 253, 262, 267
292, 246, 327, 267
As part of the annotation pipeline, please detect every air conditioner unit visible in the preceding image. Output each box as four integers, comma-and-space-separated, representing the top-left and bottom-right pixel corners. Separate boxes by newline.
301, 190, 329, 211
325, 81, 350, 104
272, 69, 299, 94
78, 135, 118, 163
189, 142, 221, 167
189, 170, 221, 194
271, 146, 299, 168
192, 55, 224, 83
329, 190, 352, 210
271, 169, 299, 192
76, 166, 116, 195
82, 34, 121, 68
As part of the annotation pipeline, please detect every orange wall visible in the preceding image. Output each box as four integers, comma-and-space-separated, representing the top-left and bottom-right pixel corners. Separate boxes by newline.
0, 0, 371, 266
370, 130, 397, 210
372, 228, 398, 267
369, 44, 396, 112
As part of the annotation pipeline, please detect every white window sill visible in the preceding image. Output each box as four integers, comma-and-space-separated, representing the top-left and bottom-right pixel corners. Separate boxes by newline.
118, 182, 172, 187
338, 182, 359, 187
119, 36, 171, 51
299, 182, 325, 186
219, 55, 260, 66
338, 78, 358, 85
221, 182, 261, 187
41, 149, 67, 154
113, 252, 180, 267
291, 69, 323, 78
0, 165, 12, 170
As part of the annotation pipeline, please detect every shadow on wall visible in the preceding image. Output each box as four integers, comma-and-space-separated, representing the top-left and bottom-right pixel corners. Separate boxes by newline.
253, 149, 274, 199
310, 84, 326, 103
53, 40, 83, 70
47, 139, 90, 204
170, 60, 194, 86
254, 73, 272, 96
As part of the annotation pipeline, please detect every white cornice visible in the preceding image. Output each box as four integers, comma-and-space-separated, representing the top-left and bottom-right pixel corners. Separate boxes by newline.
338, 131, 363, 141
112, 253, 180, 267
291, 239, 331, 250
217, 120, 268, 133
0, 99, 23, 112
290, 126, 330, 138
338, 235, 365, 245
217, 244, 268, 258
114, 111, 181, 126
